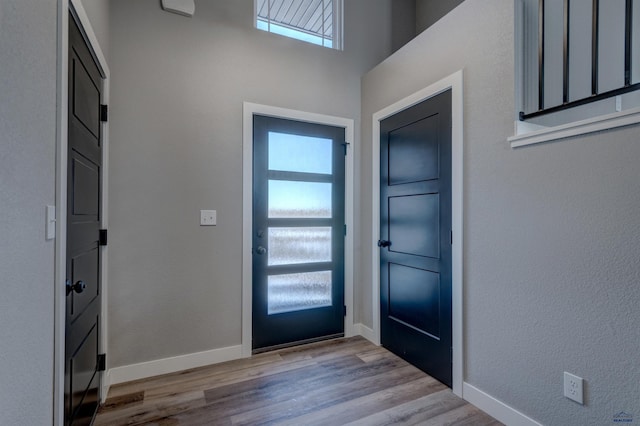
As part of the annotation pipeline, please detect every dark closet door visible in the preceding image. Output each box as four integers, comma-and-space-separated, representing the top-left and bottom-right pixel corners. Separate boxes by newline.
65, 13, 104, 426
379, 90, 453, 386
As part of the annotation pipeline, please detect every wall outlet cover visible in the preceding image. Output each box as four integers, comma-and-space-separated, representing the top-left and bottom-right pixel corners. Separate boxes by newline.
564, 372, 584, 405
200, 210, 217, 226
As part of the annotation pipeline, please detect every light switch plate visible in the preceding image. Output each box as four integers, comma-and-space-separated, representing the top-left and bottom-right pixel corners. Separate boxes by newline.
200, 210, 217, 226
46, 205, 56, 240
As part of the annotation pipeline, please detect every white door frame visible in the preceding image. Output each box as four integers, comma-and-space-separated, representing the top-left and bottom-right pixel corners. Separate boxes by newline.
371, 70, 464, 397
242, 102, 355, 357
55, 1, 110, 424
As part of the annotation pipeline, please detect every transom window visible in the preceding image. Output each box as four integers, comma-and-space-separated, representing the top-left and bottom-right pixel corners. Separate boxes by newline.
255, 0, 343, 50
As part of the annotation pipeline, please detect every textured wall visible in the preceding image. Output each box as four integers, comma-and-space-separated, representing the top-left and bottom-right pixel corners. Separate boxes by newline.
0, 0, 57, 424
361, 0, 640, 424
107, 0, 394, 367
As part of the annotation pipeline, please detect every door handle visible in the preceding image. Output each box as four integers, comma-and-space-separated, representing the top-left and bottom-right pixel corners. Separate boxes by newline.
66, 280, 86, 296
255, 246, 267, 255
377, 240, 391, 248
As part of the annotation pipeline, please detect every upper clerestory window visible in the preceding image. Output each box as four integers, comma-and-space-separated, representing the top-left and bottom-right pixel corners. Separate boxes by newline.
255, 0, 343, 50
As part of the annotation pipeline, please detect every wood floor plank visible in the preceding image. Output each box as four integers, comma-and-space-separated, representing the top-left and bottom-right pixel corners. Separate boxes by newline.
275, 376, 446, 426
102, 390, 145, 410
95, 390, 206, 426
228, 363, 428, 424
275, 335, 372, 361
96, 337, 502, 426
198, 355, 367, 419
143, 356, 318, 399
344, 389, 468, 426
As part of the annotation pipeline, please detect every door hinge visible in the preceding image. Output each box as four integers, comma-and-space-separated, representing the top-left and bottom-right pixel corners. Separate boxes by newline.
344, 305, 347, 317
341, 142, 350, 156
99, 229, 108, 246
100, 104, 108, 122
344, 224, 347, 236
450, 230, 453, 245
97, 353, 106, 371
450, 347, 453, 363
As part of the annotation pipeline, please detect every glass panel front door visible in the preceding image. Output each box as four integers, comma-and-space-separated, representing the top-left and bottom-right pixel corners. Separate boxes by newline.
253, 115, 345, 351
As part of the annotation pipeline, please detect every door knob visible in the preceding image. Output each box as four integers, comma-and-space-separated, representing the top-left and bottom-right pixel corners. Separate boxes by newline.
377, 240, 391, 248
255, 246, 267, 255
66, 280, 86, 296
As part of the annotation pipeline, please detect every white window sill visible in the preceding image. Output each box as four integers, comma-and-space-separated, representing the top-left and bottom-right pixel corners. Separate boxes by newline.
509, 107, 640, 148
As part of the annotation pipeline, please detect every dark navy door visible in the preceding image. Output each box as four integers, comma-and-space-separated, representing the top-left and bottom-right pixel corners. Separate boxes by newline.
379, 90, 452, 386
252, 115, 345, 351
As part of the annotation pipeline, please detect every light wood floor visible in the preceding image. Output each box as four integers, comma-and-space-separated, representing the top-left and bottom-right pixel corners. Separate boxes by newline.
95, 336, 502, 425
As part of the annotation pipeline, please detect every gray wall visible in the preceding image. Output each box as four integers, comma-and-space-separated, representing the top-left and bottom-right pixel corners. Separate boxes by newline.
361, 0, 640, 424
0, 0, 57, 424
107, 0, 394, 367
80, 0, 110, 64
416, 0, 465, 34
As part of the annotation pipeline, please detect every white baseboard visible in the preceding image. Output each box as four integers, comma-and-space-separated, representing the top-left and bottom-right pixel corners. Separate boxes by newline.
353, 323, 377, 344
463, 382, 543, 426
108, 345, 243, 387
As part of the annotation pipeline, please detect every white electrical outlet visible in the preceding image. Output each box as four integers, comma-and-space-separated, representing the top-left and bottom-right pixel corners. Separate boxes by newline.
564, 372, 584, 404
200, 210, 217, 226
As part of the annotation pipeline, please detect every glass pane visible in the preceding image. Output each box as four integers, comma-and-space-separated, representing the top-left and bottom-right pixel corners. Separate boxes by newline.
268, 132, 332, 174
268, 227, 331, 266
269, 180, 331, 218
256, 0, 336, 49
268, 271, 332, 314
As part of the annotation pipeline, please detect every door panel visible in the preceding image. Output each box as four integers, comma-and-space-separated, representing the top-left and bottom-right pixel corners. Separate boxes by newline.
388, 263, 441, 338
72, 57, 101, 139
388, 193, 440, 258
65, 13, 104, 426
253, 115, 345, 351
388, 115, 440, 185
69, 322, 99, 417
71, 154, 100, 216
380, 90, 452, 387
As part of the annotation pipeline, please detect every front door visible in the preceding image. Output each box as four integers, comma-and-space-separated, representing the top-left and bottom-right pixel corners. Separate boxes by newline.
379, 90, 452, 386
252, 115, 345, 351
65, 14, 104, 425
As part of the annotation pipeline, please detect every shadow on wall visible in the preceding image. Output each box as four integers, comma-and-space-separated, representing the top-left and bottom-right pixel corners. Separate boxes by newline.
391, 0, 466, 53
416, 0, 466, 34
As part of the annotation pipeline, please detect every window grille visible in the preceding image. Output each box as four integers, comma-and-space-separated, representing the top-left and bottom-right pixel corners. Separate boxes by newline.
255, 0, 343, 50
520, 0, 640, 121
